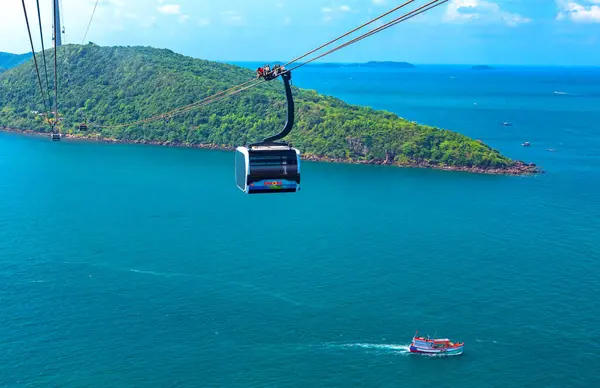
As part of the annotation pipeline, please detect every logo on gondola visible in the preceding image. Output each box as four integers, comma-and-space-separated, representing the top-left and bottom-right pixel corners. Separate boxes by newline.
264, 181, 282, 186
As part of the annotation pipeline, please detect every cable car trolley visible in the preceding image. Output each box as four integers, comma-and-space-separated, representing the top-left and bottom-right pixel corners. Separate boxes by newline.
235, 69, 301, 194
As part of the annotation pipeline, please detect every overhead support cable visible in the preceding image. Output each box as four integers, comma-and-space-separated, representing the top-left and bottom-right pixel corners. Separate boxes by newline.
60, 0, 66, 34
288, 0, 449, 72
92, 78, 264, 129
283, 0, 419, 68
34, 0, 51, 108
82, 0, 100, 44
91, 0, 446, 129
52, 0, 60, 133
20, 0, 51, 124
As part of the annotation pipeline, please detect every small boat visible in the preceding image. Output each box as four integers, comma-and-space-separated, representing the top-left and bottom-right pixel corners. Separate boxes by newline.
502, 122, 512, 126
409, 333, 464, 356
522, 142, 531, 147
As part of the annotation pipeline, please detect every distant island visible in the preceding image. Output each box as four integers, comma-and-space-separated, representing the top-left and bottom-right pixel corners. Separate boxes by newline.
364, 61, 416, 68
0, 44, 538, 175
472, 65, 494, 70
0, 52, 31, 70
312, 61, 416, 69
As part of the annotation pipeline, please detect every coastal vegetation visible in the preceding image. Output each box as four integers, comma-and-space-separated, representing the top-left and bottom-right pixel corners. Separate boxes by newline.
0, 44, 536, 173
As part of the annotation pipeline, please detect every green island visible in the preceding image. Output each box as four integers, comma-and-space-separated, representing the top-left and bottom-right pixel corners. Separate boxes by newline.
0, 44, 539, 175
0, 52, 31, 71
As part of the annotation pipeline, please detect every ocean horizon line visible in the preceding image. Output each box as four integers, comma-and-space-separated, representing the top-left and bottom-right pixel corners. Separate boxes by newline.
220, 60, 600, 69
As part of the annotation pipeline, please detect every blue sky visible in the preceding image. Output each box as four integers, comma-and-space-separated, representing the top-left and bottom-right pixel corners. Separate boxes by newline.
1, 0, 599, 65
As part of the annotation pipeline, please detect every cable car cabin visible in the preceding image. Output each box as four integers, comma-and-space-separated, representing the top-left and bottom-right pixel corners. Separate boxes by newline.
51, 133, 61, 141
235, 145, 301, 194
234, 70, 300, 194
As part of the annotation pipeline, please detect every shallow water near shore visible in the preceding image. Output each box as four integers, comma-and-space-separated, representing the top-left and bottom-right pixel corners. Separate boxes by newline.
1, 65, 600, 387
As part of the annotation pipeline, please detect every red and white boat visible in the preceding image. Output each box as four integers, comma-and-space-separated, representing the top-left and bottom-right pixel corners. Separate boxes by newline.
409, 332, 464, 356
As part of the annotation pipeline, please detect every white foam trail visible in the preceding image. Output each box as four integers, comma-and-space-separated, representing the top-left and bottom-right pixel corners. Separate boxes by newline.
131, 269, 166, 276
476, 339, 500, 344
129, 269, 187, 277
63, 261, 310, 309
330, 343, 411, 355
229, 280, 305, 307
327, 342, 467, 357
554, 91, 579, 96
129, 269, 307, 307
345, 343, 410, 351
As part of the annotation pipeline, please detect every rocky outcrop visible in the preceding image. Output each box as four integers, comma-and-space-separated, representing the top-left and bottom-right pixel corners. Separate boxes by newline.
385, 151, 395, 165
346, 137, 369, 157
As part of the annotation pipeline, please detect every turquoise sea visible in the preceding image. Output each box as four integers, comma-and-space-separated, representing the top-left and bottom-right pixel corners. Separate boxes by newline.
1, 65, 599, 387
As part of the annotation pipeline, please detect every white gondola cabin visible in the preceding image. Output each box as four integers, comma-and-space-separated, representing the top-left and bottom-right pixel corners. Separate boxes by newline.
235, 144, 300, 194
235, 69, 301, 194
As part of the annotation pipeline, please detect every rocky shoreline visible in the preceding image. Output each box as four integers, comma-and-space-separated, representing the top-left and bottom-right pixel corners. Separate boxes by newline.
301, 154, 541, 176
1, 127, 542, 176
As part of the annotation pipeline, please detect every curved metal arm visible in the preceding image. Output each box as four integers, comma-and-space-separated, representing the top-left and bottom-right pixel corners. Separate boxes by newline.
261, 71, 294, 144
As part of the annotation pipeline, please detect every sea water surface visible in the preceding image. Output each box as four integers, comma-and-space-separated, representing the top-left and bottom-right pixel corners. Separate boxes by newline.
1, 65, 599, 387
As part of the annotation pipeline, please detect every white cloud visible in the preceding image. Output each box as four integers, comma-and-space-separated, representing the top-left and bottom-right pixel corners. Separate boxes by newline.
105, 0, 126, 8
157, 4, 181, 15
322, 4, 352, 22
141, 16, 158, 28
445, 0, 531, 26
198, 18, 211, 27
221, 10, 244, 25
156, 3, 190, 24
556, 1, 600, 23
372, 0, 387, 5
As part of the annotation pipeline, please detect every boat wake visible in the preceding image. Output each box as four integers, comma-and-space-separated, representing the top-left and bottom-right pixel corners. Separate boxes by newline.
129, 268, 308, 307
60, 262, 312, 308
554, 91, 579, 96
476, 338, 503, 344
328, 342, 411, 355
327, 342, 464, 357
476, 339, 496, 343
129, 268, 187, 277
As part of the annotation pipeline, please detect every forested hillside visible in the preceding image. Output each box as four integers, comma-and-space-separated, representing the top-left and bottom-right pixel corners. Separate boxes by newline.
0, 44, 536, 172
